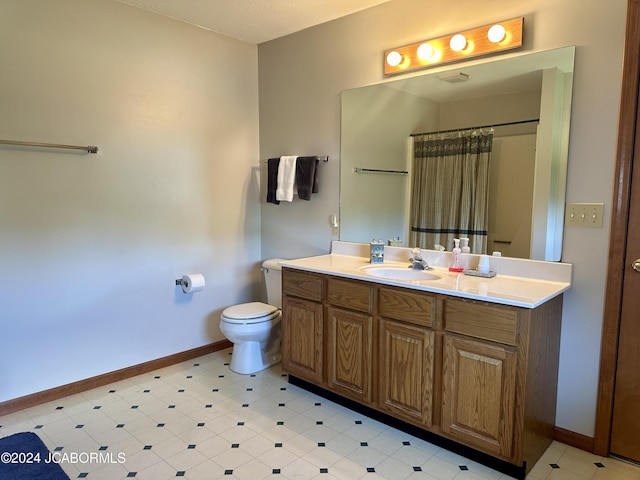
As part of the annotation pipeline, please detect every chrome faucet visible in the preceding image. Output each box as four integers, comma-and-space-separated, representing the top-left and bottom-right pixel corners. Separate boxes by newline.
409, 247, 432, 270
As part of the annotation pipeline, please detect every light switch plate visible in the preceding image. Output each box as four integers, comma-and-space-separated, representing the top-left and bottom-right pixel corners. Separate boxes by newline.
565, 203, 604, 228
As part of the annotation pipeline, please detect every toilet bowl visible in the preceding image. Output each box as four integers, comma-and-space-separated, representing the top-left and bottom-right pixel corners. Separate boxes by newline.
219, 259, 284, 374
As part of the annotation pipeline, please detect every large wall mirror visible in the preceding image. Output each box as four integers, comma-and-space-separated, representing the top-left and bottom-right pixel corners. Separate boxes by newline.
340, 46, 575, 261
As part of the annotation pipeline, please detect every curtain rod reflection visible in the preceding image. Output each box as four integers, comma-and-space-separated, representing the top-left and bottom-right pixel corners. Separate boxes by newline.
410, 118, 540, 137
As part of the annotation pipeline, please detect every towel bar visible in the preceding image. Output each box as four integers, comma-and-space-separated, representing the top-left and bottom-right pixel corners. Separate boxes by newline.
263, 155, 328, 163
0, 139, 98, 154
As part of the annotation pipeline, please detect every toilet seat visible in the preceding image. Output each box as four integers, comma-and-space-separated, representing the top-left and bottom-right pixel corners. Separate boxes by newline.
221, 302, 280, 324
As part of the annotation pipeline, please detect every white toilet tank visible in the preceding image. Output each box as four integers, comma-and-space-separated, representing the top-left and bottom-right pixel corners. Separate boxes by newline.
262, 259, 285, 309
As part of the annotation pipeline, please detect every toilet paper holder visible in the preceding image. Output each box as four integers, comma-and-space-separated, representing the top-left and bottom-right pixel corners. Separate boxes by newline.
175, 273, 206, 294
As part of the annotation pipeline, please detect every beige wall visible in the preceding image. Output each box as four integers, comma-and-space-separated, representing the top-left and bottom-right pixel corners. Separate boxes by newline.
0, 0, 261, 401
259, 0, 627, 436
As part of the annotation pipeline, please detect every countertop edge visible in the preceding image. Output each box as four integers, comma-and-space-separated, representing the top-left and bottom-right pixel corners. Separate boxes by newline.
279, 255, 570, 309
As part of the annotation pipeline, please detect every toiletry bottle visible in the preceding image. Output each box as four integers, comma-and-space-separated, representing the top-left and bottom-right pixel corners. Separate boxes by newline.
449, 238, 464, 272
460, 238, 470, 253
460, 238, 470, 270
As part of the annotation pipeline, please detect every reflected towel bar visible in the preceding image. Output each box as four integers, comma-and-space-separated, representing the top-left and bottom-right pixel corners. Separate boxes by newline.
0, 139, 98, 154
263, 155, 328, 163
353, 167, 408, 175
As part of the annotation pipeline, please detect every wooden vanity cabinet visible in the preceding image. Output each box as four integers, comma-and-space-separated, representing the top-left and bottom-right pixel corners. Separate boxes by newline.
441, 299, 519, 459
442, 333, 517, 458
281, 267, 563, 478
281, 269, 324, 383
326, 278, 374, 403
377, 287, 436, 427
441, 296, 563, 468
281, 270, 376, 402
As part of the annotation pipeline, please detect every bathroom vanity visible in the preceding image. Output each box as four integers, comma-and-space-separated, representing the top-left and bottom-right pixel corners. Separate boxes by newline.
279, 242, 571, 479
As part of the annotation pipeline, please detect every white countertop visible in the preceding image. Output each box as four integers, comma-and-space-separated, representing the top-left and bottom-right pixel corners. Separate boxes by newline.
280, 245, 571, 309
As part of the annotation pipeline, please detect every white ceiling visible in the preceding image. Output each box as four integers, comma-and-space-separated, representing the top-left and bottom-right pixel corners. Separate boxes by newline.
116, 0, 392, 44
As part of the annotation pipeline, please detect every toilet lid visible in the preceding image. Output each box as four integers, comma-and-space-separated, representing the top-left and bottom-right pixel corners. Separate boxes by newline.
222, 302, 280, 324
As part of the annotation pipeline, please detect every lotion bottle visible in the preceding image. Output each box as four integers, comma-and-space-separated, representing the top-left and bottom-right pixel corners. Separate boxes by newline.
460, 238, 470, 253
460, 238, 470, 270
449, 238, 464, 272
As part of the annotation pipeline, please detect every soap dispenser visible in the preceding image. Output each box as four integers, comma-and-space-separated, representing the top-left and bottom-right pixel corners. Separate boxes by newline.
460, 238, 470, 254
449, 238, 464, 272
460, 238, 470, 270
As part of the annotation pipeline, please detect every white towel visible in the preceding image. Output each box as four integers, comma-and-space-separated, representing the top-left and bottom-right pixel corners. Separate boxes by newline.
276, 156, 298, 202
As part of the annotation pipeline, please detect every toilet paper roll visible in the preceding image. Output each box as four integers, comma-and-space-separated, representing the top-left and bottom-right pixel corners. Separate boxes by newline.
181, 274, 206, 294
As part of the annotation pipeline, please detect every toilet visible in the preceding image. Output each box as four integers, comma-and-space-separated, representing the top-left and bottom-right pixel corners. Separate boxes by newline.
219, 259, 285, 374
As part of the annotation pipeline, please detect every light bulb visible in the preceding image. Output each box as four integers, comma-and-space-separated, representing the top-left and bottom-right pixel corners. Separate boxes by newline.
386, 51, 402, 67
417, 43, 434, 60
449, 34, 467, 52
488, 24, 506, 43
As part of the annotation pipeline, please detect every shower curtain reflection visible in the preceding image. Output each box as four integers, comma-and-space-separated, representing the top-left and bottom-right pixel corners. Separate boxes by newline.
409, 130, 493, 254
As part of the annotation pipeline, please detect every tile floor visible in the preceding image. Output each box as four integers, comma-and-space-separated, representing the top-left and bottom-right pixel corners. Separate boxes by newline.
1, 348, 639, 480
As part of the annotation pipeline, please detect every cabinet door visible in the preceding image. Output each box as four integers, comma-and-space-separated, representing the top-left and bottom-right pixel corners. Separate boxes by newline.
282, 296, 324, 383
327, 307, 373, 403
442, 334, 517, 460
379, 319, 434, 427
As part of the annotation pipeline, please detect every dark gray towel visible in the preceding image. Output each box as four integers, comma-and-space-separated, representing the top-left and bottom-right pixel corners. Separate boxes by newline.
296, 156, 319, 200
266, 158, 280, 205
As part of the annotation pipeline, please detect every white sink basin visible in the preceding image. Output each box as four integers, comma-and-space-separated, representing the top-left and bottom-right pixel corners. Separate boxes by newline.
360, 265, 441, 281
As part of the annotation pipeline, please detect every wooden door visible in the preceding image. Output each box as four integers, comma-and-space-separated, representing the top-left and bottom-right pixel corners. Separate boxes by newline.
326, 306, 373, 402
609, 76, 640, 462
596, 0, 640, 462
378, 318, 434, 426
442, 334, 517, 460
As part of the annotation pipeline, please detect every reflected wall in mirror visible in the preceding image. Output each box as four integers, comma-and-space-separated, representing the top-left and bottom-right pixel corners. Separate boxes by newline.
340, 46, 575, 261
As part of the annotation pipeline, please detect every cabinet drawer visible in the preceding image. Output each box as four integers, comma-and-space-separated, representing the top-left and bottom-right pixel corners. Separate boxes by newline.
444, 298, 518, 346
283, 269, 324, 302
377, 287, 435, 327
327, 277, 373, 313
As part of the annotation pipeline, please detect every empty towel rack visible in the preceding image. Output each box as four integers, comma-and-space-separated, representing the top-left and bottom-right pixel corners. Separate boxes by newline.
0, 139, 98, 154
353, 167, 408, 175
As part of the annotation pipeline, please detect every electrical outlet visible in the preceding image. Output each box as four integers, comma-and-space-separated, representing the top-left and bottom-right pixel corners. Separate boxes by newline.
565, 203, 604, 228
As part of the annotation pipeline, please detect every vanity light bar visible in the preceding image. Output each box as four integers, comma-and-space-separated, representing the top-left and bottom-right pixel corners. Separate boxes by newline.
383, 17, 523, 75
